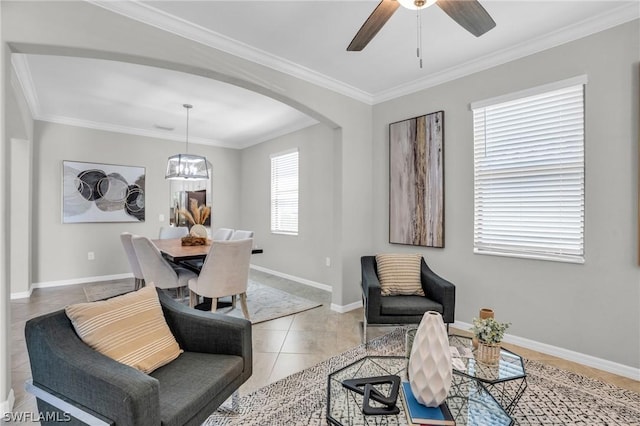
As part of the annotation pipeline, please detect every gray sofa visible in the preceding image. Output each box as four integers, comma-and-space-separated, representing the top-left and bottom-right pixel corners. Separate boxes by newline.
361, 255, 455, 340
25, 288, 252, 426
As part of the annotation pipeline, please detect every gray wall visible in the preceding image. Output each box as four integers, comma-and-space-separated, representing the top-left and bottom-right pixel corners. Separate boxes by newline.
241, 123, 336, 287
2, 0, 373, 307
372, 21, 640, 368
31, 121, 240, 285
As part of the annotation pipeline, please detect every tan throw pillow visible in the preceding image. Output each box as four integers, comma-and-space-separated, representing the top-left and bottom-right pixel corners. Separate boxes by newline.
65, 285, 182, 373
375, 253, 424, 296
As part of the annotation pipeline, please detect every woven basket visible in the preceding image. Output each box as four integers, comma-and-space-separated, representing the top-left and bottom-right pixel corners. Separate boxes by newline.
476, 341, 500, 365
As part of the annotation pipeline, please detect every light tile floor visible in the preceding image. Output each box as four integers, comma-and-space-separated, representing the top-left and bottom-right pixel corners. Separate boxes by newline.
8, 269, 639, 425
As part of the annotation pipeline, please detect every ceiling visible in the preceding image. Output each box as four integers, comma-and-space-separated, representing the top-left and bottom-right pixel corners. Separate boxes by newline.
12, 1, 639, 148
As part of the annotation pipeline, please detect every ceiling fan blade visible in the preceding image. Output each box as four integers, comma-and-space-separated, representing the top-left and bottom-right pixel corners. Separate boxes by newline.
347, 0, 400, 51
436, 0, 496, 37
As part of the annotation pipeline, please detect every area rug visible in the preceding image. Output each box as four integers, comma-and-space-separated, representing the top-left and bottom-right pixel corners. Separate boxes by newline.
83, 280, 321, 324
204, 328, 640, 426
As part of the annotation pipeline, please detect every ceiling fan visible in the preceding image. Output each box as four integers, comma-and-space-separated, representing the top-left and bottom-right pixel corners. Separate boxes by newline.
347, 0, 496, 51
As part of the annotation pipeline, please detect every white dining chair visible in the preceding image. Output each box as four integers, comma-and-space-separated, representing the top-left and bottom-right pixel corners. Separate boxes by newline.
131, 235, 197, 300
211, 228, 234, 241
230, 230, 254, 240
188, 239, 253, 319
158, 226, 189, 239
120, 232, 145, 290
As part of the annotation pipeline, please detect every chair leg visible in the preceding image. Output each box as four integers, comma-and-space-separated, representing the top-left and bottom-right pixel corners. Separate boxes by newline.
189, 290, 197, 308
362, 311, 368, 345
210, 298, 218, 313
231, 390, 240, 412
239, 293, 250, 320
231, 295, 237, 309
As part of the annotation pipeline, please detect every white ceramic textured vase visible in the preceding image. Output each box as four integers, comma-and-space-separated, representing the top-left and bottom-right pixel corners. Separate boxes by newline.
408, 311, 452, 407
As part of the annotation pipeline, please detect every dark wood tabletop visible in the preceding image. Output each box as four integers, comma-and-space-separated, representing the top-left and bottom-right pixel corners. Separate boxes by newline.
152, 238, 263, 262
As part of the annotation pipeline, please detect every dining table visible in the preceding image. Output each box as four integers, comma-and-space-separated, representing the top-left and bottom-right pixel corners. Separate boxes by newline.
152, 238, 263, 272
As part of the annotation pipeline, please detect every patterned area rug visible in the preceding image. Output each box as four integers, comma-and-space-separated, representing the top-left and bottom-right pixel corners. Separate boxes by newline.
83, 280, 321, 324
204, 328, 640, 425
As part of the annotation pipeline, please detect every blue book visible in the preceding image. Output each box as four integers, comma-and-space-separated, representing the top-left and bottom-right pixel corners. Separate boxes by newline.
401, 382, 455, 425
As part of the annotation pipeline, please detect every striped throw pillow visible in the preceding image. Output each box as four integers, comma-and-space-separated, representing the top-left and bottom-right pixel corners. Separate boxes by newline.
65, 285, 182, 374
375, 253, 424, 296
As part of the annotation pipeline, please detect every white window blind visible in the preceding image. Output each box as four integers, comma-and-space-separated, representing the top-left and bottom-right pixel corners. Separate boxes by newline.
472, 78, 585, 263
271, 149, 299, 235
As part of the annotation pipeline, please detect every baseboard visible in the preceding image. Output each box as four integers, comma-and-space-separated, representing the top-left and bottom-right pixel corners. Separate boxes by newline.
250, 264, 333, 293
32, 273, 134, 290
1, 388, 15, 417
330, 300, 363, 313
454, 320, 640, 381
10, 287, 33, 300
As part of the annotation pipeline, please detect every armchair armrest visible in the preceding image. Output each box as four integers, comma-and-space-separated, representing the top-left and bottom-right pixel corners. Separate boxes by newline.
420, 259, 456, 323
157, 289, 252, 374
25, 311, 160, 426
361, 256, 382, 319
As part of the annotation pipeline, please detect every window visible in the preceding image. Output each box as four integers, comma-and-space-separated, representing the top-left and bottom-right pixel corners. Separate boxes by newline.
471, 76, 586, 263
271, 149, 299, 235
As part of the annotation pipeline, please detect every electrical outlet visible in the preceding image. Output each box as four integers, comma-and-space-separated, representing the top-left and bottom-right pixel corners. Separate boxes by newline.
325, 257, 331, 267
88, 251, 95, 261
159, 214, 165, 222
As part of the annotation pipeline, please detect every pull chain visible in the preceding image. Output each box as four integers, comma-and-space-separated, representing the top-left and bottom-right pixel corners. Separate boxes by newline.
416, 9, 423, 69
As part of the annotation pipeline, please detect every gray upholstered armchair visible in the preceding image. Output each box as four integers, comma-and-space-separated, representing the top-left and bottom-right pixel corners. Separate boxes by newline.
25, 288, 252, 426
361, 255, 455, 341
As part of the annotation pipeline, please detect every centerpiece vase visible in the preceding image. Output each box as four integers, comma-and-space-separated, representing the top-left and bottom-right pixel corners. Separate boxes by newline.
407, 311, 452, 407
472, 308, 494, 348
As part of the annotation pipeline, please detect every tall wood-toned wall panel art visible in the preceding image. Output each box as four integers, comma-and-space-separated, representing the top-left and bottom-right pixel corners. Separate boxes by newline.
389, 111, 444, 248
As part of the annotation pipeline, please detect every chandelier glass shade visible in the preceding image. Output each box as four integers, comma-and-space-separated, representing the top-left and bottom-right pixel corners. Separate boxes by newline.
165, 104, 209, 180
165, 153, 209, 180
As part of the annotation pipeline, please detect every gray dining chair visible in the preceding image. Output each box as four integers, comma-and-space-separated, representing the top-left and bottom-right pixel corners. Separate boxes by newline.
211, 228, 234, 241
120, 232, 145, 290
158, 226, 189, 239
230, 230, 254, 240
131, 235, 197, 300
188, 239, 253, 319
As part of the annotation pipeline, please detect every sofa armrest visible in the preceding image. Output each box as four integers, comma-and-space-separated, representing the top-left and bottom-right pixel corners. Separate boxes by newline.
420, 259, 456, 323
361, 256, 382, 320
25, 311, 160, 426
158, 289, 252, 374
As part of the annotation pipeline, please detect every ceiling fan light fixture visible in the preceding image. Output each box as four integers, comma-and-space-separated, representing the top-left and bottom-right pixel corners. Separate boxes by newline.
165, 104, 210, 181
397, 0, 437, 10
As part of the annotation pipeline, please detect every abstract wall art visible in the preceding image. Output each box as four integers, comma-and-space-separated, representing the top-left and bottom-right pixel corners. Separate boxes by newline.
62, 160, 145, 223
389, 111, 444, 248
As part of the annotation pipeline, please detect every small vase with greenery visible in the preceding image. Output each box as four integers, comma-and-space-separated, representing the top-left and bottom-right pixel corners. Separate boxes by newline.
470, 317, 510, 345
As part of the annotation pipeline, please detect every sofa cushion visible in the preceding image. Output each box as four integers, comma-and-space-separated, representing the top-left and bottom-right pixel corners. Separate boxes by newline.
151, 351, 244, 426
375, 253, 424, 296
65, 285, 182, 374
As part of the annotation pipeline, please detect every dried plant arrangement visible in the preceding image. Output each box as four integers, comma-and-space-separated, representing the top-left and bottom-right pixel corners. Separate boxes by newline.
179, 198, 211, 226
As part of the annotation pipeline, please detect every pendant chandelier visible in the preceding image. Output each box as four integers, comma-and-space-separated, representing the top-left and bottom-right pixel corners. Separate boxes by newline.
165, 104, 209, 180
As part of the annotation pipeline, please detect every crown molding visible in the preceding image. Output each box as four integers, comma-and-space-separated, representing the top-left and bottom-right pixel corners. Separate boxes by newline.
373, 2, 640, 103
10, 53, 41, 117
36, 113, 237, 148
235, 116, 319, 149
88, 0, 374, 105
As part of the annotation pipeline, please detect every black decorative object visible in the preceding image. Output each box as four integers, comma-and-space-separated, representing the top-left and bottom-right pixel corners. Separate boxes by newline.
342, 375, 400, 415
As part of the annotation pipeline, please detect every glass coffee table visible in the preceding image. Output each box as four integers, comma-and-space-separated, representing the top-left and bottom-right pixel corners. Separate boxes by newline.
447, 335, 527, 414
326, 356, 514, 426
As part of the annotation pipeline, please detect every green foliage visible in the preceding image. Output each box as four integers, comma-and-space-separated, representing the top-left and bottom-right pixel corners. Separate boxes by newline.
471, 317, 511, 344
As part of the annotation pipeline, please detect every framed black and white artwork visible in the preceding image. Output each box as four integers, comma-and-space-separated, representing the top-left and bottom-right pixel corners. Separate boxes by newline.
62, 160, 145, 223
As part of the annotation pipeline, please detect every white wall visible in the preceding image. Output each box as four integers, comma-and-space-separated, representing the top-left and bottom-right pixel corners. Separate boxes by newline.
241, 123, 336, 288
31, 121, 240, 286
372, 21, 640, 369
